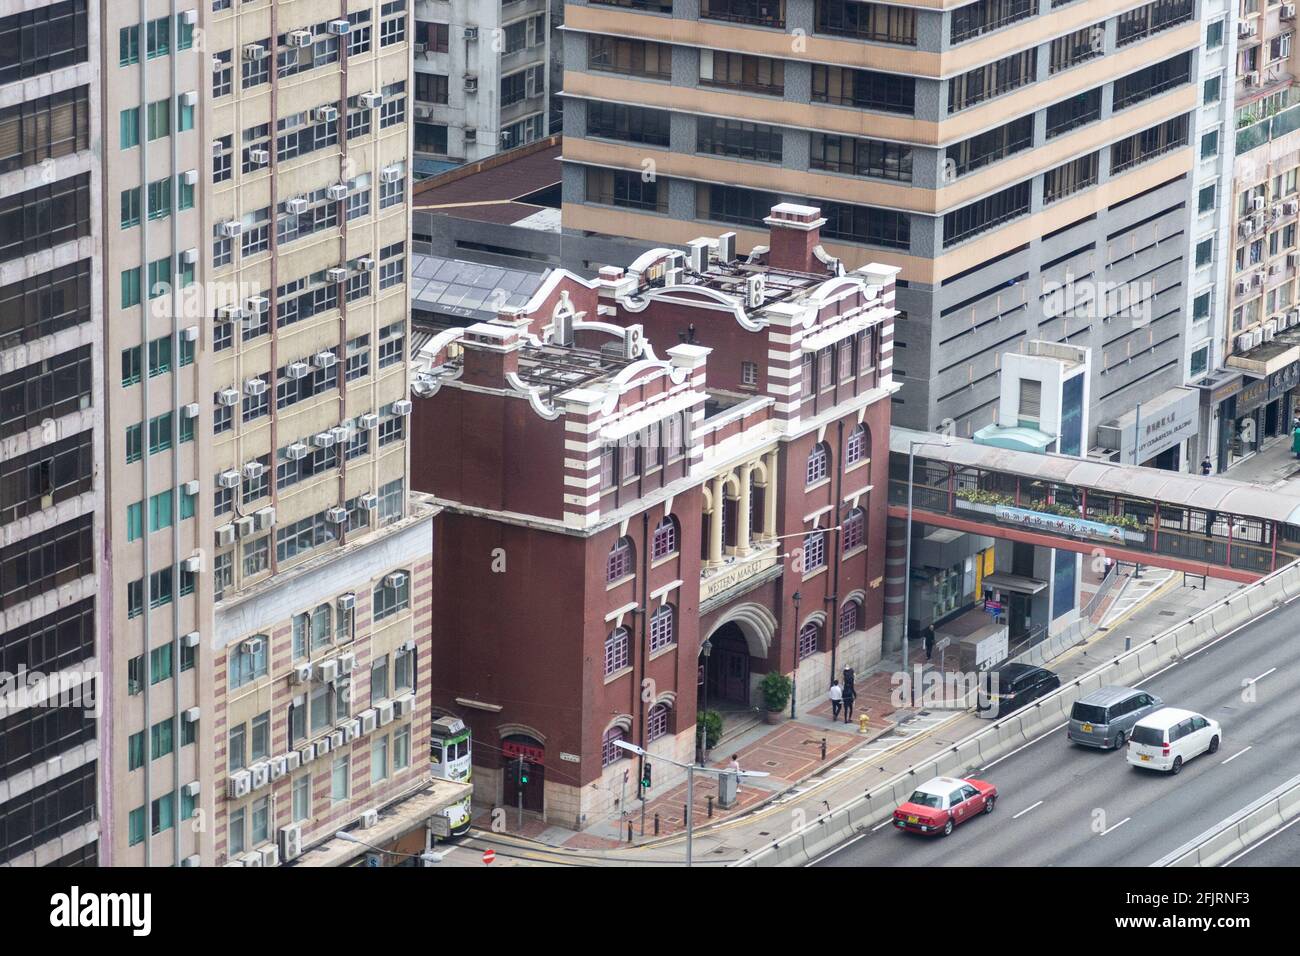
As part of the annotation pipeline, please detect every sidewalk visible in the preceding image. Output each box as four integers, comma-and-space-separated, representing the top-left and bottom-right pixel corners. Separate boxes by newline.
1217, 432, 1300, 487
448, 570, 1241, 865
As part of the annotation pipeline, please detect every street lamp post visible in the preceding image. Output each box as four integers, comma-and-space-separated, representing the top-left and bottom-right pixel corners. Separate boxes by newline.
613, 740, 769, 866
790, 591, 802, 719
699, 638, 712, 765
903, 436, 951, 704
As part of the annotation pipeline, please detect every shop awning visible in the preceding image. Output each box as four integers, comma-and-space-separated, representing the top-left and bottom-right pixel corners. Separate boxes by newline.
983, 571, 1048, 595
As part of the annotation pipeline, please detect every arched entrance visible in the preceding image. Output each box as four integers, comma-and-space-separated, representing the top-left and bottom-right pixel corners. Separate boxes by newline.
706, 622, 750, 705
501, 734, 545, 814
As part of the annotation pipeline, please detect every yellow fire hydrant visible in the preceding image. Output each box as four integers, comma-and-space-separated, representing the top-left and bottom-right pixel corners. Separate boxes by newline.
858, 713, 870, 734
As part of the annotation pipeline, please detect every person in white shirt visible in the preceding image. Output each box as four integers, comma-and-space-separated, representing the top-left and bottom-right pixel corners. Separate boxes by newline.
828, 680, 843, 720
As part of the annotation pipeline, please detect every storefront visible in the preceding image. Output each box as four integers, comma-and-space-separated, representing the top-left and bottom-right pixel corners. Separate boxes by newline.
1223, 364, 1299, 467
1196, 372, 1243, 474
1097, 386, 1200, 471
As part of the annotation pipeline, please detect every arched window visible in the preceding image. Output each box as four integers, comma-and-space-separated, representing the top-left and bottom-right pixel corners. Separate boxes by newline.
649, 604, 676, 652
652, 516, 678, 559
373, 569, 410, 621
602, 726, 628, 767
840, 599, 861, 636
647, 703, 671, 742
841, 507, 865, 553
604, 627, 631, 675
797, 621, 821, 661
806, 442, 830, 486
607, 536, 634, 582
846, 424, 867, 465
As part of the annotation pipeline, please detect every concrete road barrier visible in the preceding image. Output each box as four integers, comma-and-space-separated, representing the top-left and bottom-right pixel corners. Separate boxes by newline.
744, 561, 1300, 867
1152, 771, 1300, 868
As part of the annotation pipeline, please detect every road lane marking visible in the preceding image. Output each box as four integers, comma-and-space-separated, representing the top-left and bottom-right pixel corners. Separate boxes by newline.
1100, 817, 1131, 836
1012, 800, 1043, 820
1247, 667, 1277, 683
1223, 814, 1300, 866
979, 721, 1068, 770
872, 820, 893, 832
1222, 746, 1252, 765
806, 830, 871, 865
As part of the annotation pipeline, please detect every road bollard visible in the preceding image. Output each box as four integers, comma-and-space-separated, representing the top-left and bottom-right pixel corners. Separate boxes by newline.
627, 822, 633, 843
821, 737, 827, 759
654, 813, 660, 835
707, 795, 714, 818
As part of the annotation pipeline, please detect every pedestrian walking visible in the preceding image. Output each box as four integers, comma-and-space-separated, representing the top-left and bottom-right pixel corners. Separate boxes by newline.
1201, 455, 1212, 476
923, 624, 936, 662
728, 753, 741, 791
841, 682, 856, 724
828, 679, 842, 720
1292, 423, 1300, 460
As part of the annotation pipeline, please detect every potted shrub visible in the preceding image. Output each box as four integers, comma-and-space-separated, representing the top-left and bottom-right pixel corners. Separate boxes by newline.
759, 672, 792, 724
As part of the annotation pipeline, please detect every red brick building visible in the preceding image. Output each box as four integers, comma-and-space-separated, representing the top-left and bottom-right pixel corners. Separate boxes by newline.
410, 204, 898, 827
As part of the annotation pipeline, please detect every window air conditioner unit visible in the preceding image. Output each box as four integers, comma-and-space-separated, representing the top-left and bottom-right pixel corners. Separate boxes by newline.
337, 592, 356, 611
415, 104, 434, 121
242, 460, 265, 479
1236, 278, 1249, 295
464, 127, 477, 142
314, 105, 339, 123
183, 706, 200, 724
216, 523, 236, 547
1254, 196, 1267, 211
254, 506, 276, 531
326, 183, 349, 200
326, 267, 348, 283
220, 220, 243, 238
285, 361, 310, 379
183, 479, 200, 497
1237, 333, 1254, 351
244, 378, 268, 396
247, 295, 270, 314
463, 73, 478, 93
183, 168, 199, 187
384, 571, 407, 590
464, 26, 479, 40
184, 631, 201, 649
227, 771, 252, 798
180, 90, 199, 108
357, 257, 376, 271
330, 426, 350, 444
326, 506, 348, 524
286, 197, 310, 215
393, 692, 415, 717
339, 653, 355, 675
250, 763, 271, 791
328, 19, 350, 36
182, 553, 203, 574
317, 658, 340, 682
235, 515, 255, 537
217, 388, 240, 406
182, 402, 200, 419
1239, 21, 1254, 37
285, 751, 301, 772
376, 700, 394, 726
359, 710, 378, 734
315, 735, 332, 756
291, 662, 312, 685
212, 139, 226, 158
359, 493, 379, 510
1285, 3, 1297, 19
392, 399, 413, 416
181, 781, 200, 800
218, 470, 241, 489
181, 855, 201, 868
341, 719, 361, 743
298, 743, 316, 764
312, 431, 336, 448
413, 42, 427, 54
1287, 201, 1300, 216
379, 165, 402, 184
269, 755, 288, 780
361, 92, 383, 109
249, 148, 270, 165
286, 442, 310, 460
313, 350, 338, 368
1271, 262, 1284, 277
243, 44, 267, 61
280, 824, 303, 863
357, 413, 379, 429
329, 730, 344, 750
288, 30, 313, 48
1289, 253, 1299, 270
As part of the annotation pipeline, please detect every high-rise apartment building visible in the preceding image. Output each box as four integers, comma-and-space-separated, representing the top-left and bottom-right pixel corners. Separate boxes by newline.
0, 0, 102, 868
98, 0, 459, 867
412, 0, 559, 175
560, 0, 1210, 461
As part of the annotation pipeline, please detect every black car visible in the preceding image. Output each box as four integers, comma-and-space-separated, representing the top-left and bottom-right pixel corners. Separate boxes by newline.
976, 663, 1060, 719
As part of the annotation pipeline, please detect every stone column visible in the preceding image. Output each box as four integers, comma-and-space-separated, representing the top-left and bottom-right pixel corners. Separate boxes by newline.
882, 515, 910, 652
708, 473, 725, 566
764, 450, 780, 541
736, 462, 752, 556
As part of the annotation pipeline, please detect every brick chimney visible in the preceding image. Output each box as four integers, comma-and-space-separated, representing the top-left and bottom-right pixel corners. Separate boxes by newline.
460, 320, 524, 388
764, 203, 827, 274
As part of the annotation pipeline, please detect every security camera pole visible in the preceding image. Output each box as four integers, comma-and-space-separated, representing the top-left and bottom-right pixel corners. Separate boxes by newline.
614, 740, 769, 866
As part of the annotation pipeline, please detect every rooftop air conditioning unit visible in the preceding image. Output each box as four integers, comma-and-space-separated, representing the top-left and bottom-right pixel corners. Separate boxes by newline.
326, 506, 348, 523
291, 662, 312, 684
244, 378, 268, 396
216, 523, 236, 547
379, 166, 402, 184
315, 105, 339, 123
234, 515, 255, 537
220, 220, 243, 238
464, 26, 479, 40
286, 442, 310, 460
288, 30, 314, 48
254, 506, 275, 531
249, 148, 270, 166
392, 399, 413, 416
242, 460, 265, 479
244, 44, 268, 60
227, 771, 252, 799
328, 19, 350, 36
313, 350, 338, 368
280, 824, 303, 862
285, 361, 310, 379
357, 413, 379, 429
247, 295, 270, 314
217, 387, 240, 406
326, 267, 348, 283
317, 659, 340, 682
361, 92, 383, 109
286, 197, 310, 215
218, 470, 241, 489
337, 592, 356, 610
312, 431, 336, 448
326, 183, 349, 200
359, 493, 379, 510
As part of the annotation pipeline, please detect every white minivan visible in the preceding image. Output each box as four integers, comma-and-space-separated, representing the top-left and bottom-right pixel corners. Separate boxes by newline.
1126, 707, 1221, 774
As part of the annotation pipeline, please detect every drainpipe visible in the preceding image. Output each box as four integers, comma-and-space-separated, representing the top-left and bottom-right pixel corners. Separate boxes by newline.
169, 0, 182, 868
137, 0, 152, 870
635, 509, 650, 799
828, 419, 844, 684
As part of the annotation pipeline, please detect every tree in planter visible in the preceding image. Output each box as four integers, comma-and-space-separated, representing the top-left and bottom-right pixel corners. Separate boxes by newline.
759, 672, 792, 714
695, 710, 723, 751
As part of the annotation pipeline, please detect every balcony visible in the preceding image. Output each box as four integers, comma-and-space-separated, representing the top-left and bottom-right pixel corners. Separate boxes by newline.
1237, 89, 1300, 154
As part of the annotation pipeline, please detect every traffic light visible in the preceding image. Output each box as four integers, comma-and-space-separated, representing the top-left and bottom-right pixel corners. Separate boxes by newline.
518, 757, 529, 785
641, 761, 652, 790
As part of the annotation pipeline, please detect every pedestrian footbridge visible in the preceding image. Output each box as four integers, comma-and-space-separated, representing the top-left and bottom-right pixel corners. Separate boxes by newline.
889, 429, 1300, 583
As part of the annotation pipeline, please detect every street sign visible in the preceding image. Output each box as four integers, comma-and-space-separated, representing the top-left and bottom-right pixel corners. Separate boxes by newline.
482, 848, 496, 865
933, 636, 951, 653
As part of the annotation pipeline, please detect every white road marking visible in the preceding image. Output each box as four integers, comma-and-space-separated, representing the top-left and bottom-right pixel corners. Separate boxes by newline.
1012, 800, 1043, 820
1248, 667, 1277, 683
1100, 817, 1131, 836
980, 721, 1069, 770
806, 829, 871, 865
1222, 814, 1300, 866
1222, 746, 1252, 765
871, 820, 893, 832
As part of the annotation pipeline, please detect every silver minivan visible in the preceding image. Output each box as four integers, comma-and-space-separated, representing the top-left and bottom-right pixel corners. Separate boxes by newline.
1066, 686, 1162, 750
